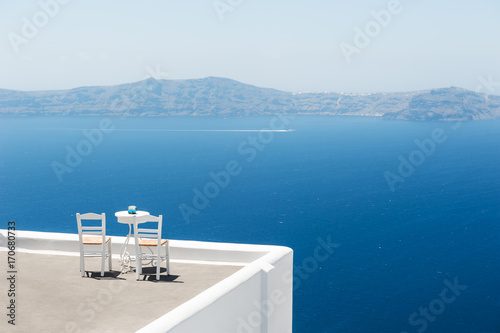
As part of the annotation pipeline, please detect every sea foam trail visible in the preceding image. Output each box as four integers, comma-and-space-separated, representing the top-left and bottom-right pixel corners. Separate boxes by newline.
31, 128, 295, 132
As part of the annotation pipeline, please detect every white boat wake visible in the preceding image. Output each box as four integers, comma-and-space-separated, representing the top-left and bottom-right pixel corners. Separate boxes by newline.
34, 128, 296, 132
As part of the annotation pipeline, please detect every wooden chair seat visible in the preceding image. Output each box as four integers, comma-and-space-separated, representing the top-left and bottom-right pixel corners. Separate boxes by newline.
83, 236, 111, 245
138, 238, 168, 246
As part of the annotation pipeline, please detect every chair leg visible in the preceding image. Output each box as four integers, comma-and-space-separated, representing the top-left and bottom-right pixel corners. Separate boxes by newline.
136, 256, 142, 280
108, 240, 113, 271
156, 250, 161, 280
166, 243, 170, 275
100, 250, 106, 277
135, 244, 141, 281
80, 253, 85, 277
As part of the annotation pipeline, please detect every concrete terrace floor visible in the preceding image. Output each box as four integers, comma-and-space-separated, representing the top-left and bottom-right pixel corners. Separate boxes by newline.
0, 252, 242, 333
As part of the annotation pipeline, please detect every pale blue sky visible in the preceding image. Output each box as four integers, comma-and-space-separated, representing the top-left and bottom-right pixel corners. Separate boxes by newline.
1, 0, 499, 93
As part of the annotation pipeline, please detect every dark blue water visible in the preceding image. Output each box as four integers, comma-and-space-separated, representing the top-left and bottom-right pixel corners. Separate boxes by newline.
1, 116, 499, 332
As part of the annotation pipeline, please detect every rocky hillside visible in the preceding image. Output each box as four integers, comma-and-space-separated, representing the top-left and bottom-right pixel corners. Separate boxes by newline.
1, 77, 499, 121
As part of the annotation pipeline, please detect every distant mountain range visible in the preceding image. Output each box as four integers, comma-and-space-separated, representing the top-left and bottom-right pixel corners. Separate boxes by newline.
1, 77, 499, 121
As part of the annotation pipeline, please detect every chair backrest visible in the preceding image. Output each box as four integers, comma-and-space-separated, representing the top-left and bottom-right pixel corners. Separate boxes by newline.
134, 215, 163, 246
76, 213, 106, 244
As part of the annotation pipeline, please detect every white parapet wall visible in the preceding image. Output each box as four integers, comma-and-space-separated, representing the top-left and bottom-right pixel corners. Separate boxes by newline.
0, 229, 293, 333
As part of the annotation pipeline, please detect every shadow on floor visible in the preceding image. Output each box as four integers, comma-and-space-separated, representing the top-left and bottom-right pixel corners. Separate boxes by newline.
85, 267, 182, 282
142, 274, 182, 282
86, 270, 126, 280
138, 266, 182, 282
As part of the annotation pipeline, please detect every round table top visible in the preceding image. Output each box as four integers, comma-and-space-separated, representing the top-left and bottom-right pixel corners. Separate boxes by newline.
115, 210, 150, 224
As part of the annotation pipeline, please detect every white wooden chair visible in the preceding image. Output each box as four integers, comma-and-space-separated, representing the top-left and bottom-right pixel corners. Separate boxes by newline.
76, 213, 112, 277
133, 214, 170, 280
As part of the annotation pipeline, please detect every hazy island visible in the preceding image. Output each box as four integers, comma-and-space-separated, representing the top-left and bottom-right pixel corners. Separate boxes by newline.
1, 77, 499, 121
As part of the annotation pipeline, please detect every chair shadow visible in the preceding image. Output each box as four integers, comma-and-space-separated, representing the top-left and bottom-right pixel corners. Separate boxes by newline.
86, 270, 127, 280
84, 268, 182, 282
142, 274, 182, 283
139, 267, 182, 283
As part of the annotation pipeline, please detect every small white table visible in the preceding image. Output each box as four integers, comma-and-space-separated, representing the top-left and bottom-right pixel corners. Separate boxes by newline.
115, 210, 149, 273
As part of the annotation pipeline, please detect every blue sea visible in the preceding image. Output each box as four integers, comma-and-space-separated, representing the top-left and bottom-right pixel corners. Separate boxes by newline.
1, 116, 499, 332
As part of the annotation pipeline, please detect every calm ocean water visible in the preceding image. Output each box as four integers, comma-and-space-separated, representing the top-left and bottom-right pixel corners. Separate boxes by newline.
1, 116, 499, 332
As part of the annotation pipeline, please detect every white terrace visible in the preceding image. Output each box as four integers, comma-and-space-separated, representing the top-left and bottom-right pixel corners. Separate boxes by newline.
0, 230, 293, 333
